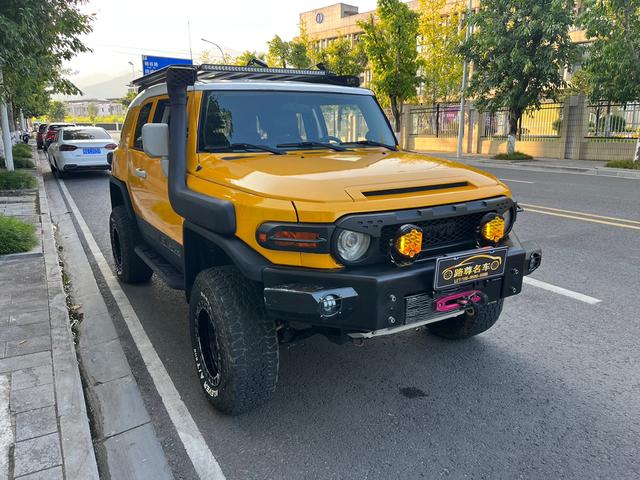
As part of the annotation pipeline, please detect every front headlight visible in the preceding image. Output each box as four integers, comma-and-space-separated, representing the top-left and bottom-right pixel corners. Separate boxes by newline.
335, 229, 371, 263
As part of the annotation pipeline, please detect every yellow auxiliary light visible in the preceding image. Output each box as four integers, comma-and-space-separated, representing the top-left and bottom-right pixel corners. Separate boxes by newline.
392, 225, 423, 263
480, 214, 506, 244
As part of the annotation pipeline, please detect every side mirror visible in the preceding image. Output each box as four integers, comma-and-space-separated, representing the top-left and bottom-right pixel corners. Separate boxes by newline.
142, 123, 169, 176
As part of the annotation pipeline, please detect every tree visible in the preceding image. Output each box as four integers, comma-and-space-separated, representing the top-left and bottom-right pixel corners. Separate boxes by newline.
87, 103, 98, 125
314, 37, 368, 76
267, 35, 290, 68
48, 101, 66, 122
417, 0, 465, 104
462, 0, 576, 154
287, 39, 312, 69
0, 0, 92, 170
234, 51, 266, 66
358, 0, 421, 132
579, 0, 640, 161
119, 91, 137, 108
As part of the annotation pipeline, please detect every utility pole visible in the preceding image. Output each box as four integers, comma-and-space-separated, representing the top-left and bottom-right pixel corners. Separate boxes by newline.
0, 69, 14, 171
456, 0, 474, 160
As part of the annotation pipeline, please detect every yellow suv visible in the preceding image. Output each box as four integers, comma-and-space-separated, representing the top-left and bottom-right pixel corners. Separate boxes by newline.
108, 64, 542, 414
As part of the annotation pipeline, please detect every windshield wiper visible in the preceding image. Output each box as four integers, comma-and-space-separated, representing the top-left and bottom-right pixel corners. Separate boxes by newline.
207, 143, 285, 155
343, 140, 397, 151
277, 141, 348, 152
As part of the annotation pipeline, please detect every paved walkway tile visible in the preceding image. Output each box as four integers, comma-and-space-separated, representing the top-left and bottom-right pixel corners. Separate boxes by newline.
13, 432, 62, 478
15, 406, 58, 442
10, 383, 55, 414
11, 364, 54, 391
15, 465, 64, 480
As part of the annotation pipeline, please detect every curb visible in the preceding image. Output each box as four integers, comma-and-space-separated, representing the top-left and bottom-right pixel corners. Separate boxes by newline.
37, 166, 100, 479
41, 158, 173, 479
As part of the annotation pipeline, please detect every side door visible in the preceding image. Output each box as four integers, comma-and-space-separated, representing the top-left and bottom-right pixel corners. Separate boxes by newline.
127, 100, 155, 227
138, 96, 184, 248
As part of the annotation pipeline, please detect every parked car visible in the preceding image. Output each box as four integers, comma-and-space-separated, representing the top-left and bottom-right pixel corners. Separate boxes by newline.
47, 126, 116, 176
36, 124, 48, 149
43, 122, 75, 151
108, 64, 542, 415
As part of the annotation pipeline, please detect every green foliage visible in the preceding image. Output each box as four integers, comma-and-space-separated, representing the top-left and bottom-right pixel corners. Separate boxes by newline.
418, 0, 465, 103
47, 100, 67, 122
234, 51, 266, 66
579, 0, 640, 103
87, 103, 98, 125
358, 0, 421, 132
462, 0, 576, 138
267, 35, 290, 68
0, 0, 93, 109
314, 37, 367, 76
13, 144, 32, 158
287, 39, 312, 69
0, 170, 37, 189
119, 91, 137, 108
0, 214, 37, 255
605, 159, 640, 169
0, 156, 34, 169
493, 151, 534, 160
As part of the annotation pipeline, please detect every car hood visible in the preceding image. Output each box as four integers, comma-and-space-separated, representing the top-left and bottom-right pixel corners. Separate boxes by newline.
196, 149, 509, 217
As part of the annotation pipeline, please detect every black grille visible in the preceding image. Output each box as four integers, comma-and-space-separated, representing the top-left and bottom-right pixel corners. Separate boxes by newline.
380, 212, 486, 256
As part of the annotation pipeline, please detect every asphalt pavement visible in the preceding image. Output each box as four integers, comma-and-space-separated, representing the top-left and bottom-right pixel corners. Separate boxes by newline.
56, 159, 640, 480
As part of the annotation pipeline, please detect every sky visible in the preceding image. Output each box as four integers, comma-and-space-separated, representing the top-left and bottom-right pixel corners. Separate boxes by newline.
66, 0, 379, 89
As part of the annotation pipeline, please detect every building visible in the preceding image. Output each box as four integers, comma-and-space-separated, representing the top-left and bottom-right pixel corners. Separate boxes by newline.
65, 99, 125, 118
300, 2, 588, 47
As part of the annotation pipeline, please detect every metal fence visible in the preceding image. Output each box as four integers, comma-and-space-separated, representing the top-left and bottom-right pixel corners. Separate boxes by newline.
410, 104, 461, 138
586, 102, 640, 139
482, 103, 563, 140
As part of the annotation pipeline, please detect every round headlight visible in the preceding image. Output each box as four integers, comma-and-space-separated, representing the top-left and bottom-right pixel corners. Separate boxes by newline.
335, 230, 371, 263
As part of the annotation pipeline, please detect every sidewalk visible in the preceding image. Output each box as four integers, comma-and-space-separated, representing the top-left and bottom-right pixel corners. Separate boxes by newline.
418, 151, 640, 179
0, 157, 98, 479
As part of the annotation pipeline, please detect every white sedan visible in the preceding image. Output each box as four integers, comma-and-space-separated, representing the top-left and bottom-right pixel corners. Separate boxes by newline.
47, 126, 116, 175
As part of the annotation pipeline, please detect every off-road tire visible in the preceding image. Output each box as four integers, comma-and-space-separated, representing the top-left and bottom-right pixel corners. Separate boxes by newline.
109, 206, 152, 283
190, 266, 279, 415
427, 300, 504, 339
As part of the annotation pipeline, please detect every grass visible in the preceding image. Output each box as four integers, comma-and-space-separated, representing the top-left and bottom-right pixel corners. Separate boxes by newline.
493, 151, 534, 160
0, 144, 34, 169
0, 214, 37, 255
605, 159, 640, 170
0, 170, 37, 190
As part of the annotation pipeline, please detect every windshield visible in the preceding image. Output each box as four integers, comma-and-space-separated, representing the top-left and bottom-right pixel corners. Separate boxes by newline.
198, 90, 396, 152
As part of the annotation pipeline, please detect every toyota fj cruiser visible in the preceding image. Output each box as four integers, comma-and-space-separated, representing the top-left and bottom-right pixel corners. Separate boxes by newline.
108, 64, 542, 415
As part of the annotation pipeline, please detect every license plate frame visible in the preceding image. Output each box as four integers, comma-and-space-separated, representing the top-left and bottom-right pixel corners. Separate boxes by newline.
82, 147, 101, 155
434, 247, 508, 290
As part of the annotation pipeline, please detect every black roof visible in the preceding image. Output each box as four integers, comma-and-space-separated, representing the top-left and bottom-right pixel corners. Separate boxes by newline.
132, 63, 361, 92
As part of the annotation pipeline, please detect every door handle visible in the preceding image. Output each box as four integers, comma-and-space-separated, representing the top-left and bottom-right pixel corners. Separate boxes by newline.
134, 168, 147, 179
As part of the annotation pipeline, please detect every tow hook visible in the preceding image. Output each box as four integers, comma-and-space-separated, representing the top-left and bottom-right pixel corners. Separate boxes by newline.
434, 290, 488, 316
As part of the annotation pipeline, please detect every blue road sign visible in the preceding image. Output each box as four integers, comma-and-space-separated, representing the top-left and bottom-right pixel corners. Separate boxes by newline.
142, 55, 193, 75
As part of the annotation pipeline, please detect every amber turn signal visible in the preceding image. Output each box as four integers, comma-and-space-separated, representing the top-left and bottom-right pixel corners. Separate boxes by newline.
480, 214, 506, 244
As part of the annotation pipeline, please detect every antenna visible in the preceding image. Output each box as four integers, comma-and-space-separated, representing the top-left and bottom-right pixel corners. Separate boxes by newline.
187, 21, 193, 61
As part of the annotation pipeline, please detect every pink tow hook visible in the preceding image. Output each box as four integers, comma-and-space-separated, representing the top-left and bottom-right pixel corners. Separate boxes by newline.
434, 290, 484, 313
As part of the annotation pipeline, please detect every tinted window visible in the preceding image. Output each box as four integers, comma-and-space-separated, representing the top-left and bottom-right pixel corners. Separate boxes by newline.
63, 128, 111, 140
152, 99, 170, 124
133, 103, 153, 149
198, 91, 395, 152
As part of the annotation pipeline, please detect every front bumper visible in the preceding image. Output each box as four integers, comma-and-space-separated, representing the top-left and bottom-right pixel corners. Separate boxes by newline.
263, 233, 541, 332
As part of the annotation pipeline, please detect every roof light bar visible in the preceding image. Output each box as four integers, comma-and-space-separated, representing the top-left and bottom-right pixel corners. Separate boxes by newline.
132, 63, 361, 92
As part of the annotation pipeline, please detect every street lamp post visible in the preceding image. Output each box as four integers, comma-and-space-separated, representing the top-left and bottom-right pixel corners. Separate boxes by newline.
201, 38, 226, 62
456, 0, 474, 160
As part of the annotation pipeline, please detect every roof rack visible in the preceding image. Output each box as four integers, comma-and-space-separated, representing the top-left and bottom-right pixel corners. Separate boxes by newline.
131, 64, 361, 92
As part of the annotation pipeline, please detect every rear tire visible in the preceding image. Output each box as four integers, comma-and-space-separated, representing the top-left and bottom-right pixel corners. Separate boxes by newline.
190, 266, 279, 415
109, 206, 152, 283
427, 300, 503, 339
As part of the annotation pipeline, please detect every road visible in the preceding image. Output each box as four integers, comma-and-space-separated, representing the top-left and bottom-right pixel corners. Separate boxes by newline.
54, 157, 639, 479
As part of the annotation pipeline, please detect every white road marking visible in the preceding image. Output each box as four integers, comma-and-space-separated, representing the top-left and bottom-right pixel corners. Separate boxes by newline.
57, 180, 225, 480
0, 375, 13, 480
500, 178, 536, 184
524, 277, 602, 305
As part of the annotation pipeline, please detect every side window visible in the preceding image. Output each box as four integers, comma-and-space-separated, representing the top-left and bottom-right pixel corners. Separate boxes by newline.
133, 102, 153, 150
152, 99, 170, 124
